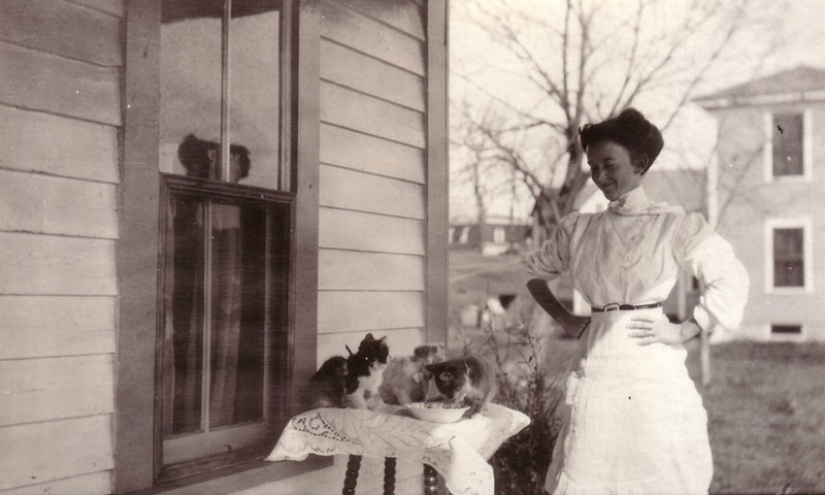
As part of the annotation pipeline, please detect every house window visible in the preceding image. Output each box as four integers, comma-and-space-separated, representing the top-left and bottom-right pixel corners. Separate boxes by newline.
766, 111, 812, 181
765, 219, 812, 293
493, 227, 506, 244
773, 228, 804, 287
157, 0, 294, 478
771, 324, 802, 335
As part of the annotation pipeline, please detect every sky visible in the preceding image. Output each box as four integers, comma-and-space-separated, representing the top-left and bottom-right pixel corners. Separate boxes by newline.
448, 0, 825, 223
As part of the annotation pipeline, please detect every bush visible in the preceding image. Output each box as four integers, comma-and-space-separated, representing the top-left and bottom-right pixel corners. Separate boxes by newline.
453, 316, 570, 495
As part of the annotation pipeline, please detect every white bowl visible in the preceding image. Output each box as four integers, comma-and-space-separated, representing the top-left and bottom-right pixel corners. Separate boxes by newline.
407, 402, 470, 424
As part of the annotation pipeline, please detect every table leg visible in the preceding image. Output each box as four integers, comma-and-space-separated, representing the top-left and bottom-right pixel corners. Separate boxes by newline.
342, 454, 362, 495
423, 464, 439, 495
383, 457, 396, 495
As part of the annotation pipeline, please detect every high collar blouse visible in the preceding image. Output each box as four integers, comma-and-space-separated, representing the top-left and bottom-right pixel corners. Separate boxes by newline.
526, 186, 749, 335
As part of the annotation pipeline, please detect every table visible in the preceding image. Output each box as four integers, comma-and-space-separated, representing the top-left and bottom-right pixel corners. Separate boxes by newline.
266, 403, 530, 495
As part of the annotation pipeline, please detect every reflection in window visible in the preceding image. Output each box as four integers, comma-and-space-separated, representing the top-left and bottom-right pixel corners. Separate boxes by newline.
159, 0, 282, 189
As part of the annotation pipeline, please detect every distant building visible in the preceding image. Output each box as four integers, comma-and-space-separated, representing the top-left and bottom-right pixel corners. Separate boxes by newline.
696, 65, 825, 341
449, 215, 531, 255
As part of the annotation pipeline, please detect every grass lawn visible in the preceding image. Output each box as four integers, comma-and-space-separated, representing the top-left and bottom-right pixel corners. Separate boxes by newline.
449, 250, 825, 495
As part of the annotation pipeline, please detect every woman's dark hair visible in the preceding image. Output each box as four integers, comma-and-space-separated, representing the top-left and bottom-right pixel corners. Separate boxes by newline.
579, 108, 663, 174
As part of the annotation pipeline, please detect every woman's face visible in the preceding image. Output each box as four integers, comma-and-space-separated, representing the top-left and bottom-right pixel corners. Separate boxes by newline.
586, 140, 645, 201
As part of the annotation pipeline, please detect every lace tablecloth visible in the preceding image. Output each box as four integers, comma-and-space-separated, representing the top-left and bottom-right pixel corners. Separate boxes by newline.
266, 403, 530, 495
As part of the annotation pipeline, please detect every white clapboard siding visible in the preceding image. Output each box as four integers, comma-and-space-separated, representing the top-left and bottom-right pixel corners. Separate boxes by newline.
0, 471, 111, 495
321, 0, 425, 76
0, 105, 119, 183
319, 208, 425, 255
320, 40, 425, 112
0, 355, 114, 427
336, 0, 425, 40
318, 291, 425, 334
320, 82, 425, 148
320, 124, 425, 184
318, 250, 425, 291
320, 165, 424, 219
64, 0, 125, 17
0, 171, 118, 239
0, 415, 114, 492
0, 233, 117, 296
316, 328, 424, 367
0, 296, 116, 360
0, 42, 121, 126
0, 0, 122, 67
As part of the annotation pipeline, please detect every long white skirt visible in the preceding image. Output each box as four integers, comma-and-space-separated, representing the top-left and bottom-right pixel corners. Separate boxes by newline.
545, 308, 712, 495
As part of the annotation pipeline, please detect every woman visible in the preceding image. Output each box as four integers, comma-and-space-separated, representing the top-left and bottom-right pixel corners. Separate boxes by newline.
526, 108, 749, 494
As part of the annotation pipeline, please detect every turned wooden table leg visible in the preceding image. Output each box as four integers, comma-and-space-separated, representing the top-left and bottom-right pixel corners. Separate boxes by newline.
383, 457, 397, 495
423, 464, 439, 495
342, 454, 362, 495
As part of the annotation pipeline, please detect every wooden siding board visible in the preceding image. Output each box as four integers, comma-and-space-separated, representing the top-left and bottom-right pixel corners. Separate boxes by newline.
318, 250, 425, 291
317, 291, 425, 334
0, 171, 118, 239
425, 0, 449, 344
0, 233, 117, 296
321, 0, 425, 76
320, 124, 425, 184
0, 42, 121, 126
0, 355, 114, 427
0, 471, 111, 495
320, 40, 425, 112
0, 415, 114, 492
320, 165, 425, 219
320, 82, 425, 148
336, 0, 425, 40
319, 208, 425, 255
317, 328, 424, 368
0, 105, 119, 183
65, 0, 125, 18
0, 0, 123, 67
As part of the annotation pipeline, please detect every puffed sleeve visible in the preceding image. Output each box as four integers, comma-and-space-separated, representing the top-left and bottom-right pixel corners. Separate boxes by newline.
525, 212, 579, 280
674, 213, 750, 336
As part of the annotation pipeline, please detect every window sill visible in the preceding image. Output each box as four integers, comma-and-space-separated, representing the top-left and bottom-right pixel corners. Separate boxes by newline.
128, 456, 333, 495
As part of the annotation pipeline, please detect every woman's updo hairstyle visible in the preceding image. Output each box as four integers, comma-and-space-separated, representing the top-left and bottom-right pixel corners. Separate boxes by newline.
579, 108, 664, 174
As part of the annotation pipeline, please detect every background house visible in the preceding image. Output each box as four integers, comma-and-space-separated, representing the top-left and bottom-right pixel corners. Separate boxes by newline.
696, 65, 825, 341
0, 1, 449, 494
449, 214, 530, 256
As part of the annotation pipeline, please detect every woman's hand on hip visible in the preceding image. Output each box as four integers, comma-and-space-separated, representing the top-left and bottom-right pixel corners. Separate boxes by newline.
627, 316, 696, 346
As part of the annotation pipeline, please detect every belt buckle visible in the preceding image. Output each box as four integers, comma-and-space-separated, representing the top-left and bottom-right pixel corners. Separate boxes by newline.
603, 303, 621, 312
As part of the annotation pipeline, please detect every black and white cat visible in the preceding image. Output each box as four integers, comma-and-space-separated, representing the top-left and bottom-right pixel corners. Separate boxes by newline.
308, 333, 390, 410
343, 333, 390, 409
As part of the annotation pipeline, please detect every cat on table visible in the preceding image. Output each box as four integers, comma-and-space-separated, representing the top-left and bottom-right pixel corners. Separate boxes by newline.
424, 355, 497, 418
307, 333, 390, 410
379, 343, 445, 406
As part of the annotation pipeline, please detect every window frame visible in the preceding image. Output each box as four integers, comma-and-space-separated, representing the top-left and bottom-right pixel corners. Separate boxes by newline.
763, 110, 813, 183
764, 217, 814, 295
116, 0, 321, 491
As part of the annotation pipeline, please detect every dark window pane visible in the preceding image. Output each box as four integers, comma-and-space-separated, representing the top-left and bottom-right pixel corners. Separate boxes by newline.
163, 194, 206, 436
773, 228, 805, 287
772, 113, 804, 177
208, 202, 267, 428
771, 324, 802, 334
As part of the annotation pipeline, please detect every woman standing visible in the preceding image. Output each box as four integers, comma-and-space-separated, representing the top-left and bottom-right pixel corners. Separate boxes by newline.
526, 108, 749, 494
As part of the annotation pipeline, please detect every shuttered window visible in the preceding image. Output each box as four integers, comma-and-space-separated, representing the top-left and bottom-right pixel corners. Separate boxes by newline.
771, 113, 804, 178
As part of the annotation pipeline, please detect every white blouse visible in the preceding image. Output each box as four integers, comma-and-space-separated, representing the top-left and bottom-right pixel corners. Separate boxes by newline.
526, 186, 749, 335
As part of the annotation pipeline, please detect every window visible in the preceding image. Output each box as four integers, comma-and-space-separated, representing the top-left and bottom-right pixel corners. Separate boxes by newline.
459, 226, 471, 244
493, 227, 506, 244
765, 219, 813, 293
765, 111, 812, 181
771, 324, 802, 335
156, 0, 294, 479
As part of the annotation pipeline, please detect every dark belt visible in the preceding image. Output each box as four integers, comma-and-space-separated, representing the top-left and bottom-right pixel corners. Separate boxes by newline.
591, 302, 662, 312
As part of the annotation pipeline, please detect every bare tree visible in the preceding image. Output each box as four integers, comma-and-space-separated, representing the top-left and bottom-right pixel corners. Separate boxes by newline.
452, 0, 785, 242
